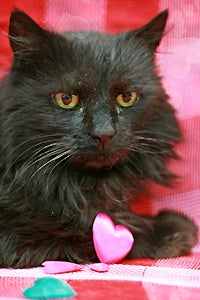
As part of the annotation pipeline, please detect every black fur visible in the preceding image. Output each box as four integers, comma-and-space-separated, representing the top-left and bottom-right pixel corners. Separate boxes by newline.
0, 9, 197, 267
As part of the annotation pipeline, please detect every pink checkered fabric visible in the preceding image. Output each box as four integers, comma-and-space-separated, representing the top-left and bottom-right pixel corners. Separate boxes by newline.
0, 255, 200, 299
151, 0, 200, 252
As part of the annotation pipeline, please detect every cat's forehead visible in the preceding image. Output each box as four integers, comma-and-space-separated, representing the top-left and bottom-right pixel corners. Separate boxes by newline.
63, 31, 118, 65
33, 30, 155, 93
59, 31, 153, 83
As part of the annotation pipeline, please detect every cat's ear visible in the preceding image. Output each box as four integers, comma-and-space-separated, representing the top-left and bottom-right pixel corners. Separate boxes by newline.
9, 9, 45, 56
128, 10, 168, 51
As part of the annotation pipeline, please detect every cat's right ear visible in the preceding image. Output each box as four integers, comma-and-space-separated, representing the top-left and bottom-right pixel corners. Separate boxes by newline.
126, 10, 168, 52
9, 9, 45, 56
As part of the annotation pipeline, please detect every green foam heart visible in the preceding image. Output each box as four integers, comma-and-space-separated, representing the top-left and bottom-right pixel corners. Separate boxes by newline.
23, 277, 76, 299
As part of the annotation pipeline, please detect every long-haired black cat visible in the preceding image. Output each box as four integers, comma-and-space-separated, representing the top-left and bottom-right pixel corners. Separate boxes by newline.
0, 9, 197, 267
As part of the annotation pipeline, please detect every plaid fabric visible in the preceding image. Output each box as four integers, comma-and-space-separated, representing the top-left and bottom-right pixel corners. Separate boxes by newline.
0, 0, 200, 299
0, 255, 200, 299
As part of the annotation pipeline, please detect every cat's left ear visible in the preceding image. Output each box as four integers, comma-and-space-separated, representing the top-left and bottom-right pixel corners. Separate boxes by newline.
128, 10, 168, 51
9, 9, 46, 56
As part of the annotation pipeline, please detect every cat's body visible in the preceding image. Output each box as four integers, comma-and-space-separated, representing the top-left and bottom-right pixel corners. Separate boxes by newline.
0, 9, 197, 267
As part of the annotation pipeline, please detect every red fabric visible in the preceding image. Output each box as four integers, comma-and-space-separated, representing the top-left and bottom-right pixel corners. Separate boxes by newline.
0, 0, 45, 77
1, 278, 200, 300
106, 0, 158, 33
71, 281, 148, 300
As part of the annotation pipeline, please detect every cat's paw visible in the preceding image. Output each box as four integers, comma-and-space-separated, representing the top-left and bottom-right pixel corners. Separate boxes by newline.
153, 210, 198, 258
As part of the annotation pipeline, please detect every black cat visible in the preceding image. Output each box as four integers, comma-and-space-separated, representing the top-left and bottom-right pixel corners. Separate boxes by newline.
0, 9, 197, 267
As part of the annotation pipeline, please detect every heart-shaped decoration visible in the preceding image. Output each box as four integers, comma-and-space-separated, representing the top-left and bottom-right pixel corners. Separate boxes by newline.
93, 213, 134, 264
23, 277, 76, 299
42, 261, 82, 274
89, 263, 109, 272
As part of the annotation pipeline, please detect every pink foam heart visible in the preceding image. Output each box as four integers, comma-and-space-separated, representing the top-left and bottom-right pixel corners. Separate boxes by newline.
42, 261, 82, 274
89, 263, 109, 272
93, 213, 134, 264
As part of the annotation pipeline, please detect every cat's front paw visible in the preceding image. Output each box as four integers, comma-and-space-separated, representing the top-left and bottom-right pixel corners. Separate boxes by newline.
153, 210, 198, 258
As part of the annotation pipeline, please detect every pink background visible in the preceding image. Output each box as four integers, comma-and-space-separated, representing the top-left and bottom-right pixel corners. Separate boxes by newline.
0, 1, 200, 299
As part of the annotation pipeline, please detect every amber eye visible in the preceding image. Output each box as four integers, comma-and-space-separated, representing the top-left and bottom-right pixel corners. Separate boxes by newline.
54, 93, 79, 109
116, 91, 138, 107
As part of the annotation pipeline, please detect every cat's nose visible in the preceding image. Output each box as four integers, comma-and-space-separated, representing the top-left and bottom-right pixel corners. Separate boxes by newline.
93, 131, 116, 149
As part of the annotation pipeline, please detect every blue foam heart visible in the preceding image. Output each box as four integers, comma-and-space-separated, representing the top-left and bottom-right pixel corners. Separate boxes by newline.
23, 277, 76, 299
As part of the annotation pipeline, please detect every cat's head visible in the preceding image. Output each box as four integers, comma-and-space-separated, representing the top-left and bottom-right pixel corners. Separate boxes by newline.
2, 9, 180, 185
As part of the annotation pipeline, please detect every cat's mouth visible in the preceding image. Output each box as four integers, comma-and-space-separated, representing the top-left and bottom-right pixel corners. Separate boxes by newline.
74, 152, 127, 169
83, 155, 114, 169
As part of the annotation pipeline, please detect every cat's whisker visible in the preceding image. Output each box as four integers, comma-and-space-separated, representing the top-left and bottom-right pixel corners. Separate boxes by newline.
3, 146, 75, 195
128, 143, 173, 156
46, 150, 89, 214
29, 149, 74, 181
3, 149, 59, 190
137, 143, 173, 153
134, 129, 179, 141
25, 143, 63, 164
4, 133, 63, 162
2, 142, 59, 180
45, 149, 78, 195
48, 148, 79, 176
0, 137, 64, 192
102, 182, 123, 204
123, 147, 145, 176
12, 142, 59, 167
21, 148, 63, 174
134, 136, 169, 144
3, 132, 66, 173
129, 131, 175, 156
23, 144, 72, 171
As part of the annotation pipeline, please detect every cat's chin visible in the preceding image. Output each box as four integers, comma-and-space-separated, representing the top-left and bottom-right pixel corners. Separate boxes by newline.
83, 161, 114, 169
